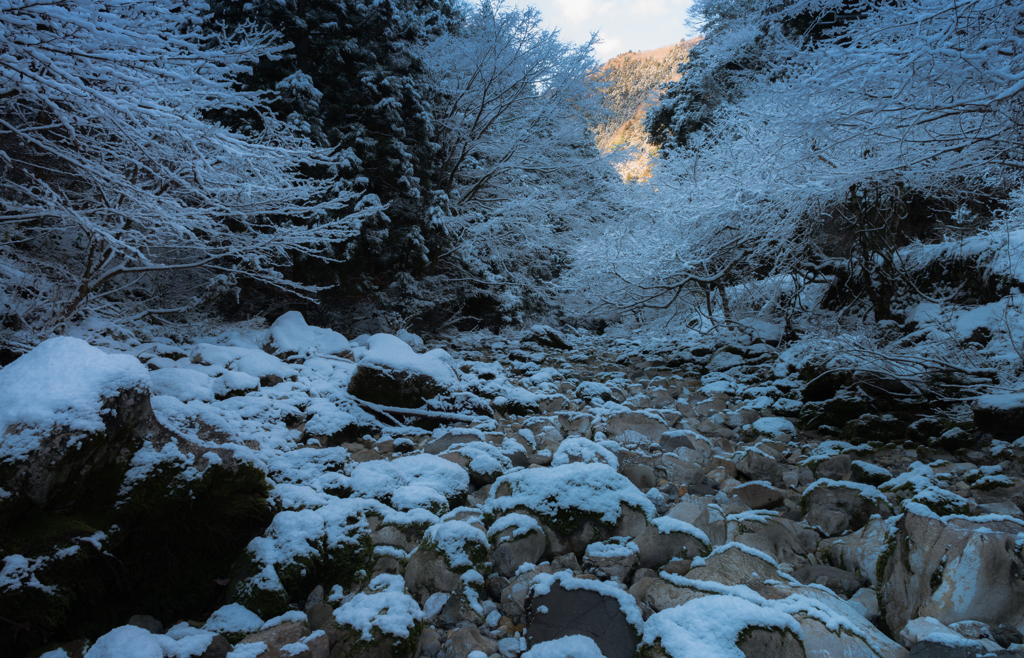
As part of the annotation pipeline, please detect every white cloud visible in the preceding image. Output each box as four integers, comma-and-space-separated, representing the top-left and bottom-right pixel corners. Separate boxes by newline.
522, 0, 697, 61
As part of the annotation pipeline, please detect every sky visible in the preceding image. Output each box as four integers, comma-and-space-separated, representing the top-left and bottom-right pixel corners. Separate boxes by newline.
523, 0, 699, 61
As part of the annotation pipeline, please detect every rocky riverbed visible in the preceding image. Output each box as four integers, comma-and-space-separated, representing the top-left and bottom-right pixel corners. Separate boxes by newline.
2, 315, 1023, 658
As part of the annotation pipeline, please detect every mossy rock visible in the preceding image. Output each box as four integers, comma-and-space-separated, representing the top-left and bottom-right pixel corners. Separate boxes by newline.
2, 452, 270, 655
330, 620, 424, 658
798, 390, 875, 432
324, 534, 374, 591
840, 413, 907, 445
851, 462, 890, 487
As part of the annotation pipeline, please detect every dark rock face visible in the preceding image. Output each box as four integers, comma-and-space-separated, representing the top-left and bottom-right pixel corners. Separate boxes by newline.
526, 582, 639, 658
737, 627, 807, 658
347, 364, 446, 408
973, 394, 1024, 440
1, 387, 154, 517
0, 383, 270, 655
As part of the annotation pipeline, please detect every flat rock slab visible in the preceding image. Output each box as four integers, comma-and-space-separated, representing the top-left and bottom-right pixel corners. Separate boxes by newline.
527, 582, 638, 658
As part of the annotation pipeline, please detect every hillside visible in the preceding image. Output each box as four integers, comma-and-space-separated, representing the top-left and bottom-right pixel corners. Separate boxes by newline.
594, 39, 698, 180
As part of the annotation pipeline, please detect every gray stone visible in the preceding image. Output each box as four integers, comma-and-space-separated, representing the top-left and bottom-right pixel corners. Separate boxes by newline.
879, 506, 1024, 637
729, 517, 818, 566
791, 564, 867, 598
659, 430, 696, 452
347, 363, 447, 408
634, 522, 709, 569
492, 527, 547, 578
737, 627, 806, 658
307, 602, 334, 632
661, 453, 705, 486
404, 546, 463, 602
736, 449, 784, 486
801, 479, 890, 536
444, 626, 499, 658
733, 482, 785, 510
817, 515, 889, 587
602, 411, 670, 443
526, 582, 640, 658
814, 454, 852, 480
621, 463, 657, 491
417, 628, 443, 658
127, 614, 163, 634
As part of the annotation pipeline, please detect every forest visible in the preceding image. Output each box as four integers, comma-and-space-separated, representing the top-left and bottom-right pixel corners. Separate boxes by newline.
2, 0, 1024, 656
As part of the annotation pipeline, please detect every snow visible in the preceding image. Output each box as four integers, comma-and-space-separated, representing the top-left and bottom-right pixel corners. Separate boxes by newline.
643, 594, 801, 658
651, 516, 711, 545
803, 478, 887, 505
585, 538, 639, 559
203, 603, 264, 636
446, 441, 512, 478
484, 462, 656, 525
260, 610, 307, 630
751, 417, 795, 437
266, 312, 350, 359
0, 337, 149, 462
84, 624, 214, 658
333, 574, 423, 641
852, 460, 890, 476
521, 635, 606, 658
148, 368, 216, 403
488, 513, 543, 542
348, 454, 469, 503
226, 643, 268, 658
551, 436, 619, 469
357, 333, 457, 386
880, 461, 936, 493
424, 520, 489, 568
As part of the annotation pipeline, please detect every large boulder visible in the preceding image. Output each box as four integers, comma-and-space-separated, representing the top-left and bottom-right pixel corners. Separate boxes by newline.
347, 335, 458, 408
0, 337, 152, 513
972, 393, 1024, 440
727, 514, 819, 566
0, 338, 270, 654
802, 479, 890, 537
879, 503, 1024, 636
817, 516, 889, 587
735, 448, 784, 486
526, 571, 643, 658
483, 463, 653, 558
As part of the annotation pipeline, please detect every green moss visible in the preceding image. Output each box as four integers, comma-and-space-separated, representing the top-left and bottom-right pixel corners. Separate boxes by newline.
324, 533, 374, 591
335, 620, 424, 658
930, 567, 943, 592
875, 534, 898, 589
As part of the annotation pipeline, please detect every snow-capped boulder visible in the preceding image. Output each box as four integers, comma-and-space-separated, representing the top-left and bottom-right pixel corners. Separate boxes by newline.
972, 393, 1024, 440
523, 324, 573, 350
263, 311, 350, 361
483, 463, 654, 557
330, 574, 424, 658
488, 514, 547, 578
641, 594, 804, 658
347, 334, 458, 408
634, 517, 710, 569
404, 521, 488, 602
0, 337, 151, 511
